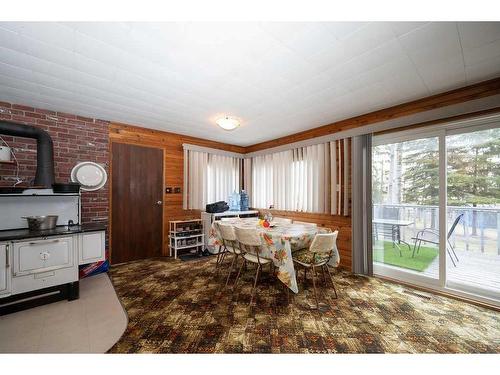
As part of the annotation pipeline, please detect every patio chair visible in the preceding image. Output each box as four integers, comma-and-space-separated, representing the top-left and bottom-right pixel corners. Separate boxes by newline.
411, 213, 463, 267
292, 231, 339, 309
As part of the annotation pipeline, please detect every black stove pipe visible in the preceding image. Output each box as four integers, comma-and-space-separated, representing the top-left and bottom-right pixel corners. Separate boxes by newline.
0, 120, 55, 187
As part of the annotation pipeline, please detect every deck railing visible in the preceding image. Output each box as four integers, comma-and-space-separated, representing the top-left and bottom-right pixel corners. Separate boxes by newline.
373, 204, 500, 255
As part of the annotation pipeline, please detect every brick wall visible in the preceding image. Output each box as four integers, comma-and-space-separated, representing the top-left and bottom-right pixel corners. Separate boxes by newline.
0, 101, 109, 224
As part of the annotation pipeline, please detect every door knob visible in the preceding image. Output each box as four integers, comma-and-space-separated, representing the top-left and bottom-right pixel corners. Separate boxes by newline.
156, 200, 163, 205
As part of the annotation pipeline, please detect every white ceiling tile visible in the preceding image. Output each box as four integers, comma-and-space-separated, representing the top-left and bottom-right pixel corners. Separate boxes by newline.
337, 23, 396, 60
37, 84, 76, 101
17, 34, 76, 70
398, 23, 462, 68
74, 53, 117, 81
416, 54, 466, 93
0, 26, 31, 55
0, 57, 37, 83
321, 22, 368, 40
0, 73, 39, 93
74, 31, 127, 69
465, 54, 500, 84
457, 22, 500, 49
0, 46, 54, 78
462, 38, 500, 67
262, 22, 338, 58
390, 22, 429, 37
306, 22, 396, 72
67, 22, 133, 49
7, 22, 76, 51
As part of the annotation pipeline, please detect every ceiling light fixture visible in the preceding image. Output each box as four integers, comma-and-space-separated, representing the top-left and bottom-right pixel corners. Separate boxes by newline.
216, 116, 240, 131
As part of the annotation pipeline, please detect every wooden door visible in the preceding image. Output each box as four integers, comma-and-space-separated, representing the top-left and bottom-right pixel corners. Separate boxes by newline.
111, 143, 164, 264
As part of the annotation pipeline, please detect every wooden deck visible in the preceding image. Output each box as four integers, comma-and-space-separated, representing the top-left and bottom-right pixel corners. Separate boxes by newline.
422, 250, 500, 293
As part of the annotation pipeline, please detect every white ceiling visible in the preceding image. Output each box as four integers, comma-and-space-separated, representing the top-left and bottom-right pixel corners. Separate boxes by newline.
0, 22, 499, 146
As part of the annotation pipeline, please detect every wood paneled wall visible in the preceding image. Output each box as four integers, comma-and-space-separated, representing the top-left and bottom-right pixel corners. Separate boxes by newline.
109, 122, 245, 255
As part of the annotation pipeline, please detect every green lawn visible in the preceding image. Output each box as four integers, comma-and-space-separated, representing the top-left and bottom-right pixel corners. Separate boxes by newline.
373, 241, 438, 272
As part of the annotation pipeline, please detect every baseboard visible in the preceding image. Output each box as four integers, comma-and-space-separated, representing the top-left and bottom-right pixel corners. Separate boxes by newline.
375, 274, 500, 312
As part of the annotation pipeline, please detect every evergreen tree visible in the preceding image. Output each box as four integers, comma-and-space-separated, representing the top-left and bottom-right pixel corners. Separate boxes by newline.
401, 138, 439, 205
447, 133, 500, 206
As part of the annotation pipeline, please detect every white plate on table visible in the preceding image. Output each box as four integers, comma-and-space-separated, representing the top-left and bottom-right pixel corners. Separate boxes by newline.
70, 162, 107, 191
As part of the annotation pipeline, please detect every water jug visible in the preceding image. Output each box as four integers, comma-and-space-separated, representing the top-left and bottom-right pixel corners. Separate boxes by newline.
228, 191, 241, 211
240, 190, 249, 211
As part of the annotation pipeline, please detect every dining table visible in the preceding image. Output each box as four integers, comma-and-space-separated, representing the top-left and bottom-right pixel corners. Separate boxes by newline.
208, 218, 339, 293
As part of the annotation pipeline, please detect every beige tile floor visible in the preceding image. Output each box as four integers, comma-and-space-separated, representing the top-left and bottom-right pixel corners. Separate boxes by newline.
0, 273, 127, 353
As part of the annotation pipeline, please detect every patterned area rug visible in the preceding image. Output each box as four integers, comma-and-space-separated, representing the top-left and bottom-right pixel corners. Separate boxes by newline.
108, 257, 500, 353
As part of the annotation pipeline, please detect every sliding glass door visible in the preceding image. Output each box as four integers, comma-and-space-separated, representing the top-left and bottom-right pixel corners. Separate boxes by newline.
445, 127, 500, 300
372, 135, 441, 286
372, 116, 500, 304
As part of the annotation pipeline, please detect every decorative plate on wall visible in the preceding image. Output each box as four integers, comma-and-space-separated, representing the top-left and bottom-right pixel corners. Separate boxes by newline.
70, 162, 107, 191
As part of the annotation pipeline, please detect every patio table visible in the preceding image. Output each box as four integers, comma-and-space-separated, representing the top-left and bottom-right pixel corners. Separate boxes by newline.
208, 218, 339, 293
373, 218, 414, 256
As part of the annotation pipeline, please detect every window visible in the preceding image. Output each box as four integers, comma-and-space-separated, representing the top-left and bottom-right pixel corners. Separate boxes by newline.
250, 143, 334, 214
207, 154, 241, 205
184, 148, 241, 210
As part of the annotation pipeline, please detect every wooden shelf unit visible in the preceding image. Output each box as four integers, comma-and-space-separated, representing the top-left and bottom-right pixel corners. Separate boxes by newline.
168, 219, 204, 259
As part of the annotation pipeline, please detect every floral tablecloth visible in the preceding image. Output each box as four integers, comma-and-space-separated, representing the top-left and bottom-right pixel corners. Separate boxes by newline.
208, 218, 339, 293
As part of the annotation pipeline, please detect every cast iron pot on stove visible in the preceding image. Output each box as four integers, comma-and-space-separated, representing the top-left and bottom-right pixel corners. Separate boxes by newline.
52, 182, 81, 193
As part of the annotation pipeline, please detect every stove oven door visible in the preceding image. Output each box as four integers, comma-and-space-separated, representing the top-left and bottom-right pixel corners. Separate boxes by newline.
13, 236, 74, 277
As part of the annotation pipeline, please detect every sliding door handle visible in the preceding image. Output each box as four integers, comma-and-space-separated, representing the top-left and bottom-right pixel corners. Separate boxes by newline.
156, 200, 163, 206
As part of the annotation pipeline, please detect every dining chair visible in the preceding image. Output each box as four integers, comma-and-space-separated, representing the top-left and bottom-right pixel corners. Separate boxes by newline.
233, 226, 273, 306
217, 222, 242, 287
293, 220, 318, 227
292, 230, 339, 308
213, 221, 227, 270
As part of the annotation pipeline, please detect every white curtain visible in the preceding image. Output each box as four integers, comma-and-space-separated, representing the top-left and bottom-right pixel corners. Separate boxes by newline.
207, 154, 240, 205
250, 140, 350, 215
186, 150, 208, 210
184, 149, 241, 210
251, 153, 275, 209
292, 143, 330, 213
251, 144, 330, 213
